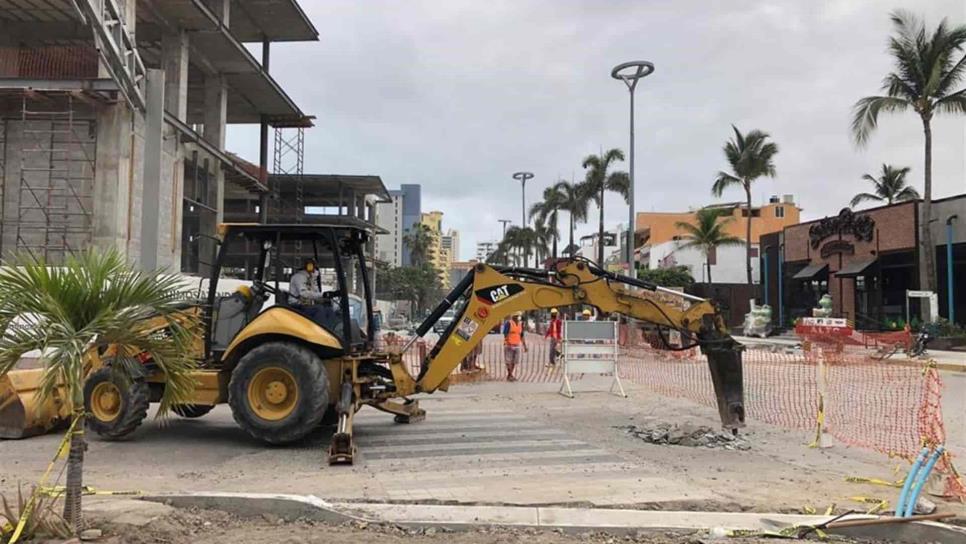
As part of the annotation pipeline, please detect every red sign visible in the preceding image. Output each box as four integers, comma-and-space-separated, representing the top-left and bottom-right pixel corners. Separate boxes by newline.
795, 317, 853, 337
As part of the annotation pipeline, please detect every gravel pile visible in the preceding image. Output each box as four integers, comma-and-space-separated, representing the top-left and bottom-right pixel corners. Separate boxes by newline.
616, 423, 752, 450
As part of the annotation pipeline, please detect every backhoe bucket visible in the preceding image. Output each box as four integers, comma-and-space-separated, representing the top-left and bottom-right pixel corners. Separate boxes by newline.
0, 369, 70, 439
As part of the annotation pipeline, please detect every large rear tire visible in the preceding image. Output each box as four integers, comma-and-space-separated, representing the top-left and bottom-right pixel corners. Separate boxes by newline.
228, 342, 329, 444
84, 368, 149, 440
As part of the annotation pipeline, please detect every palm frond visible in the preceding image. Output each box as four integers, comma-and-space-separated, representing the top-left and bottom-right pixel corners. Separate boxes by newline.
711, 172, 742, 197
850, 96, 910, 145
850, 192, 884, 208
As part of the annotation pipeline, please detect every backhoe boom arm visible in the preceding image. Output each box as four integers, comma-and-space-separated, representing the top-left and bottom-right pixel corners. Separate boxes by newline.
409, 261, 745, 430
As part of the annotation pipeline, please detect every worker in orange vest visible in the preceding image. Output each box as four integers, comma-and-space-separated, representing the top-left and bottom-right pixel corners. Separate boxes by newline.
545, 308, 562, 368
503, 311, 528, 381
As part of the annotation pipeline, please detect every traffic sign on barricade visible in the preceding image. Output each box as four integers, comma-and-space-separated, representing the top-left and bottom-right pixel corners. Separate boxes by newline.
559, 320, 626, 399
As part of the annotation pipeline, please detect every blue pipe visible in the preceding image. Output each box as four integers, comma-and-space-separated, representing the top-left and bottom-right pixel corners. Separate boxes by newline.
896, 447, 929, 517
763, 250, 769, 307
947, 219, 956, 324
778, 244, 784, 327
903, 445, 945, 517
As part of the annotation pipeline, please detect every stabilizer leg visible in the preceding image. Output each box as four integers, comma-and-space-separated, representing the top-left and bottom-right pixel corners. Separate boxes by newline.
328, 380, 356, 465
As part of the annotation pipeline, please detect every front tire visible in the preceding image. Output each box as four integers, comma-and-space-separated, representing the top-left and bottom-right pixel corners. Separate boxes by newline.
84, 368, 150, 440
228, 342, 329, 444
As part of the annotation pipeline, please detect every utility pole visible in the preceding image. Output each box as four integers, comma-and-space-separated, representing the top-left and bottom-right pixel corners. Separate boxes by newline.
611, 61, 654, 276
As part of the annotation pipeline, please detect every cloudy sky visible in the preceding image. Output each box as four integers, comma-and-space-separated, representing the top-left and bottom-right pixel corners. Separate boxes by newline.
227, 0, 966, 261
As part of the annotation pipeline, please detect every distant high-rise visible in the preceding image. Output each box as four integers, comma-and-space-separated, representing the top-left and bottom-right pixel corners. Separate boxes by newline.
375, 184, 421, 267
441, 229, 460, 264
476, 240, 499, 262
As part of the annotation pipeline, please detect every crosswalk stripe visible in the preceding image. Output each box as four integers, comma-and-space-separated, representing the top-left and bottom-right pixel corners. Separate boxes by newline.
355, 422, 546, 435
362, 447, 614, 464
357, 431, 569, 448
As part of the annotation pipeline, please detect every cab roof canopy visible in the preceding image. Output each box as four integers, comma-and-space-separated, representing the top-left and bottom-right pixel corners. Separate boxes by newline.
220, 217, 385, 240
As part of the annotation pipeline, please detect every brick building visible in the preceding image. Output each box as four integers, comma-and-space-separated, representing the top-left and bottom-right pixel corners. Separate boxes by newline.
760, 195, 966, 330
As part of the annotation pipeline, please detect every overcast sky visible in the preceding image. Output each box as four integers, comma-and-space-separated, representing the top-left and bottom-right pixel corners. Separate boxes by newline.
227, 0, 966, 261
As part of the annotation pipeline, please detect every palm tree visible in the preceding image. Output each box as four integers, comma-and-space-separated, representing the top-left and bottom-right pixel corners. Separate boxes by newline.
554, 180, 590, 258
532, 218, 554, 267
712, 125, 779, 286
500, 226, 541, 268
0, 249, 198, 532
850, 164, 920, 208
402, 223, 435, 267
675, 208, 744, 284
852, 10, 966, 293
582, 149, 630, 266
528, 185, 565, 260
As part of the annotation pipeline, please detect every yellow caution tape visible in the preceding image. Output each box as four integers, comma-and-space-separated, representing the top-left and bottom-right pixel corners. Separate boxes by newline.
823, 503, 836, 516
38, 485, 142, 497
844, 476, 903, 488
9, 415, 81, 544
802, 505, 817, 515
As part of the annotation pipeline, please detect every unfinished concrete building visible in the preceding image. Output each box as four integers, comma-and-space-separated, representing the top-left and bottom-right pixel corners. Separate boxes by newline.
0, 0, 316, 272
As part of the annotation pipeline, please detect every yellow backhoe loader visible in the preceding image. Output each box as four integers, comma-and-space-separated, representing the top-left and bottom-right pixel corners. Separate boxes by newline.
0, 221, 745, 464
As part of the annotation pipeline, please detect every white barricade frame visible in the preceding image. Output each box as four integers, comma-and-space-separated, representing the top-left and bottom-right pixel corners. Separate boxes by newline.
559, 320, 626, 398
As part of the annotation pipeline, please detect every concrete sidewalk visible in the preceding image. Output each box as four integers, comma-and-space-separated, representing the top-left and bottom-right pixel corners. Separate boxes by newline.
734, 335, 966, 373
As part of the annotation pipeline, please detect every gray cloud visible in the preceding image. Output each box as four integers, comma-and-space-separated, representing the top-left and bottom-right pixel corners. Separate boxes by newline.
227, 0, 966, 260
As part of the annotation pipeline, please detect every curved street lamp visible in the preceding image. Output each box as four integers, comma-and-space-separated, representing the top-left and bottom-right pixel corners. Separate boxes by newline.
512, 171, 534, 228
611, 60, 654, 275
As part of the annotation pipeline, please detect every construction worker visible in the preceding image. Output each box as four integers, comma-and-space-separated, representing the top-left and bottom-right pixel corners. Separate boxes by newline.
581, 308, 593, 321
503, 311, 528, 382
545, 308, 562, 368
288, 258, 332, 327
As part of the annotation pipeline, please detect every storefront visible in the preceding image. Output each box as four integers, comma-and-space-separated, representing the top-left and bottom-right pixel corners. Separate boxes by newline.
760, 195, 966, 330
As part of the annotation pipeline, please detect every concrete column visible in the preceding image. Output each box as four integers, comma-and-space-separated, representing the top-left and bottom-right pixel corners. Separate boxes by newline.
199, 74, 227, 274
92, 104, 140, 258
347, 190, 356, 218
161, 31, 189, 120
140, 69, 165, 271
357, 196, 366, 220
208, 0, 231, 26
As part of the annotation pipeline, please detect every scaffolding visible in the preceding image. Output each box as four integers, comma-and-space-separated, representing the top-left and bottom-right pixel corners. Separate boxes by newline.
271, 126, 305, 223
10, 93, 96, 263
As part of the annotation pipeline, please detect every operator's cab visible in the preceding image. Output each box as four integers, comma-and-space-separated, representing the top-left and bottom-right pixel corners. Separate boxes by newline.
203, 222, 378, 362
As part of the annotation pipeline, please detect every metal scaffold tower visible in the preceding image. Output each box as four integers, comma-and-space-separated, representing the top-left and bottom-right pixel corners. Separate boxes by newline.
13, 94, 96, 263
271, 126, 305, 223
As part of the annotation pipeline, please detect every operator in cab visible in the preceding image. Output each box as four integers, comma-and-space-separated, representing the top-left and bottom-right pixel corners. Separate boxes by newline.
288, 258, 339, 331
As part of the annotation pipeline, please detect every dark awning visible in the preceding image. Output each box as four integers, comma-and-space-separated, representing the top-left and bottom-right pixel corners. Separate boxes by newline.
792, 263, 828, 280
835, 258, 877, 278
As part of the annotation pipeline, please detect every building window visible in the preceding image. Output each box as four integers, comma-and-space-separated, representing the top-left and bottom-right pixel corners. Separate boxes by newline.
775, 206, 785, 218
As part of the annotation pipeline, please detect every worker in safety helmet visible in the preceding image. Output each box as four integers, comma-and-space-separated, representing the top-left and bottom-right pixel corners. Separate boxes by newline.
288, 258, 331, 327
581, 308, 594, 321
544, 308, 562, 368
502, 311, 528, 382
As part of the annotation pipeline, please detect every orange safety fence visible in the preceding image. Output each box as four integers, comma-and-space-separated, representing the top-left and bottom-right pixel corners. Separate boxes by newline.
377, 325, 964, 500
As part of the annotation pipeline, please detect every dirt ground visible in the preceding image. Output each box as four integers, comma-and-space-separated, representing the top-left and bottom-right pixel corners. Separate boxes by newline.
91, 506, 885, 544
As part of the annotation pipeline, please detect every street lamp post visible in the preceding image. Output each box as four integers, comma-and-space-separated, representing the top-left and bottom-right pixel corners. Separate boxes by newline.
611, 61, 654, 276
512, 171, 534, 267
498, 219, 512, 265
512, 172, 534, 228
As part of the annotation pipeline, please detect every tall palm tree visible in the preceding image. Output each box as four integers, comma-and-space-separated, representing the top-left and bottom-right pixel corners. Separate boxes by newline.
532, 218, 554, 267
675, 208, 744, 284
555, 180, 590, 258
501, 226, 541, 268
0, 249, 198, 532
402, 223, 435, 267
850, 164, 920, 208
712, 125, 779, 286
529, 185, 565, 260
582, 149, 630, 266
852, 10, 966, 293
